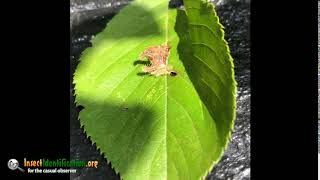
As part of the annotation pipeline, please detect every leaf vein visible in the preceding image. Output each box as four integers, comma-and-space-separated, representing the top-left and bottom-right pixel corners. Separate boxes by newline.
168, 95, 204, 155
191, 42, 226, 66
168, 130, 190, 180
112, 79, 162, 144
192, 54, 227, 88
189, 23, 220, 39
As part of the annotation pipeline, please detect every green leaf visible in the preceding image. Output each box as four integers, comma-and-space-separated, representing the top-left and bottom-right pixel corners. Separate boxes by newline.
181, 0, 237, 152
73, 0, 236, 179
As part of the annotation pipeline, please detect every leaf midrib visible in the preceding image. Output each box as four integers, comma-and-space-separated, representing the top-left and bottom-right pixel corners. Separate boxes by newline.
164, 2, 169, 178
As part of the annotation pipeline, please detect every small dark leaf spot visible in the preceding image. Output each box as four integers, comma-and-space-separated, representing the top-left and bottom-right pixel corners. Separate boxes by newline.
122, 107, 129, 111
170, 71, 177, 77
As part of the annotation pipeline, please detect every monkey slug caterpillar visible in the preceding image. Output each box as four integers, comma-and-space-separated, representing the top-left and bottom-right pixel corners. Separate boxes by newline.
140, 44, 176, 76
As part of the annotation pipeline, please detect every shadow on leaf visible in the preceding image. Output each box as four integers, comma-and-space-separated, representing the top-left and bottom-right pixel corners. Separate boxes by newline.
175, 9, 227, 146
72, 94, 158, 179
